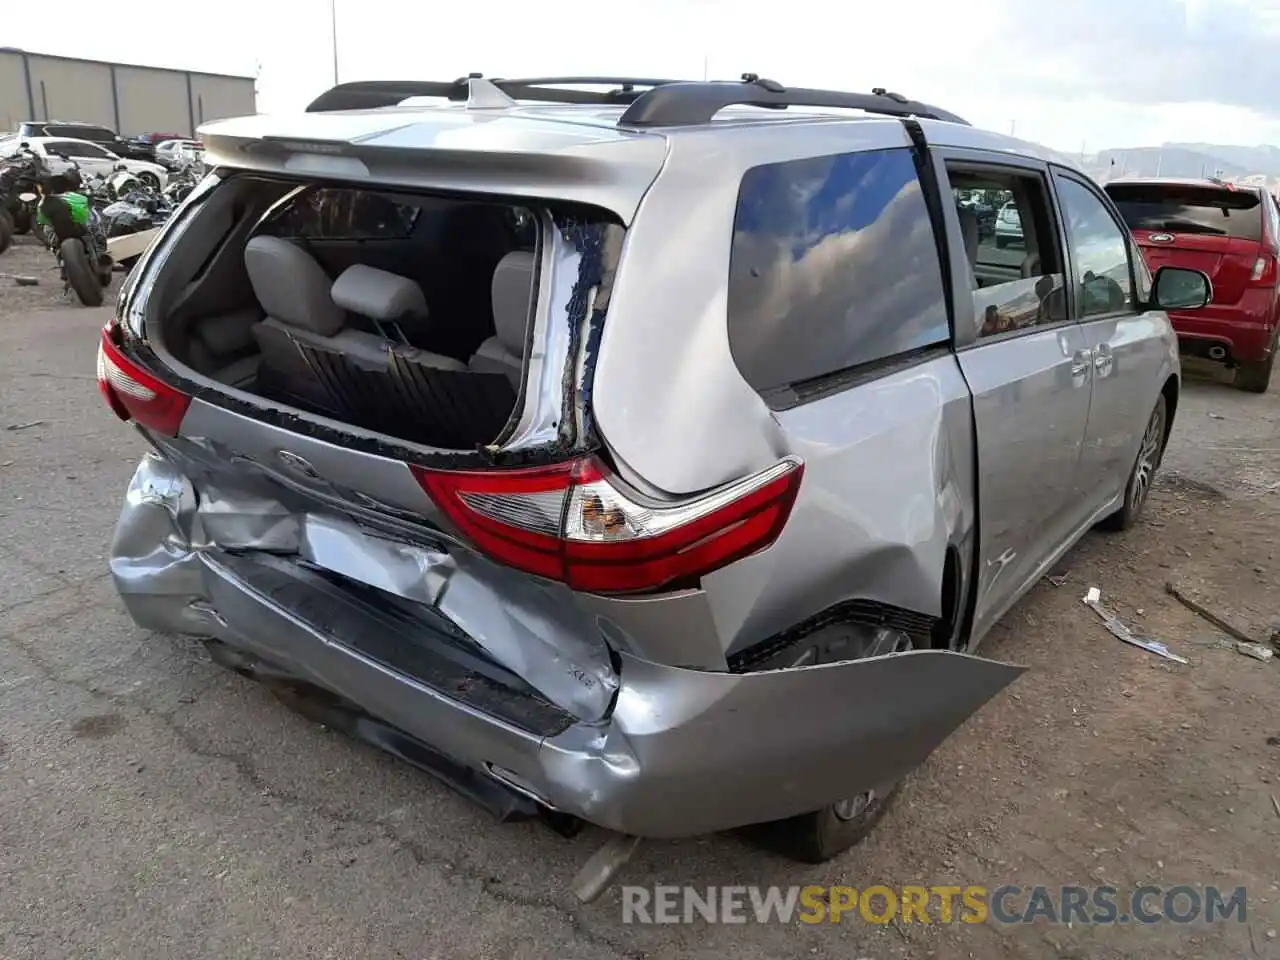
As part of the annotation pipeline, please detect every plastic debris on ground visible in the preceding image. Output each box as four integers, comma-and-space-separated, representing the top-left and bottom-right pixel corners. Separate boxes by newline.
1165, 580, 1259, 645
1082, 586, 1189, 665
1236, 642, 1275, 663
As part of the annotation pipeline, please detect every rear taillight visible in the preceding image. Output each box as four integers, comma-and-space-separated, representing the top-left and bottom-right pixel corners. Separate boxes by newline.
1252, 254, 1277, 285
96, 325, 191, 437
412, 456, 803, 594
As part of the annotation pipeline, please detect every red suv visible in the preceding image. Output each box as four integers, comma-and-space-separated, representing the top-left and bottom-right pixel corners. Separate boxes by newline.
1105, 178, 1280, 392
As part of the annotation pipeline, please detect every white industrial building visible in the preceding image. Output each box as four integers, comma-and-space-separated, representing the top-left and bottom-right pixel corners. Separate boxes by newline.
0, 48, 256, 137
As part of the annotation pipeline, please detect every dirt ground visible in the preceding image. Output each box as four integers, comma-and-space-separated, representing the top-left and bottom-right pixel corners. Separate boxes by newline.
0, 252, 1277, 960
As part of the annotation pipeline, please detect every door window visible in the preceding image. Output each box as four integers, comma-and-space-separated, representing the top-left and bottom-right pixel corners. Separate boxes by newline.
45, 140, 113, 160
945, 165, 1067, 339
46, 125, 116, 146
1055, 175, 1135, 318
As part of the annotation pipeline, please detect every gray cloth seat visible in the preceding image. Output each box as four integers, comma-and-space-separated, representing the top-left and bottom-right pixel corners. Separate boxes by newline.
244, 238, 463, 408
469, 250, 534, 385
329, 263, 464, 371
245, 237, 356, 404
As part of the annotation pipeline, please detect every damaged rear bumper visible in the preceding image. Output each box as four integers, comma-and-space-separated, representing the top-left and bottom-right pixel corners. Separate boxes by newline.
110, 451, 1024, 839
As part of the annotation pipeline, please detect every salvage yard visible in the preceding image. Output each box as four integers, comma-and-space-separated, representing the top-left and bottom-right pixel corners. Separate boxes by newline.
1, 236, 1278, 959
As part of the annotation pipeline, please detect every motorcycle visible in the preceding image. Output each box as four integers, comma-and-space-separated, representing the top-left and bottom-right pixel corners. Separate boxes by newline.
0, 145, 51, 253
34, 154, 114, 306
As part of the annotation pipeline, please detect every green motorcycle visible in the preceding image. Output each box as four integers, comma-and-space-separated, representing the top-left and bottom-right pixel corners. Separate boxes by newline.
35, 184, 113, 307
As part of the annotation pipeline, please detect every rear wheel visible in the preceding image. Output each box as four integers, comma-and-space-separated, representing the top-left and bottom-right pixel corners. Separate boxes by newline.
1235, 330, 1277, 393
1101, 393, 1167, 532
12, 208, 30, 235
0, 210, 13, 255
743, 628, 913, 864
60, 238, 105, 307
995, 236, 1008, 249
136, 171, 161, 191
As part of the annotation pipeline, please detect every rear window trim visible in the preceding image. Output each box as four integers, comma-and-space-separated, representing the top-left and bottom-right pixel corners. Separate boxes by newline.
761, 342, 952, 411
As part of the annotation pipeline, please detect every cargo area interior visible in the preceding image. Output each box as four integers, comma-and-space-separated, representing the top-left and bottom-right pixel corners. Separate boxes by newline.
145, 175, 542, 450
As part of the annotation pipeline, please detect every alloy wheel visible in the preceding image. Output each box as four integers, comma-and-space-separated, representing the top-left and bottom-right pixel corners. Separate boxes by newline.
1130, 400, 1166, 514
831, 627, 914, 822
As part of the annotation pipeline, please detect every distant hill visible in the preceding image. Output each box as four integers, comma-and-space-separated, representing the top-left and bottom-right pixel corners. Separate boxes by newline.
1082, 143, 1280, 187
1164, 143, 1280, 177
1086, 147, 1250, 181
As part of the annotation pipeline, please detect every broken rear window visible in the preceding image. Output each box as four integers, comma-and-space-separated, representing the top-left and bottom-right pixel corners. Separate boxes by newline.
1107, 184, 1263, 242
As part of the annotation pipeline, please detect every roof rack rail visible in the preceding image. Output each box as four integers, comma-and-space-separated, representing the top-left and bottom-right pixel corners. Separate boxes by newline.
616, 74, 970, 127
305, 76, 691, 113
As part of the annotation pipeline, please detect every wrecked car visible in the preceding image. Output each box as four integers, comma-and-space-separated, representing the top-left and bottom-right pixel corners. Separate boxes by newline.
100, 75, 1212, 878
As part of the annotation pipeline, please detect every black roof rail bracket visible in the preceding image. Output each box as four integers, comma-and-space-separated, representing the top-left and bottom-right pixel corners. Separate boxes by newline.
617, 77, 969, 128
305, 76, 694, 113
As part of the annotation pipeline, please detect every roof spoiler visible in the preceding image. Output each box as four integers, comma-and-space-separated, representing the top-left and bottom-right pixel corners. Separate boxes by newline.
305, 74, 969, 127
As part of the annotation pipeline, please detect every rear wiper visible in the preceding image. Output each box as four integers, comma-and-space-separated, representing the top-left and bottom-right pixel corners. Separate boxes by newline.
1155, 219, 1227, 236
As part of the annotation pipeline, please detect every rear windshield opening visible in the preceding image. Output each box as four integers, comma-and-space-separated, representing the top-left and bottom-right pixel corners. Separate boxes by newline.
143, 175, 558, 451
1107, 184, 1263, 242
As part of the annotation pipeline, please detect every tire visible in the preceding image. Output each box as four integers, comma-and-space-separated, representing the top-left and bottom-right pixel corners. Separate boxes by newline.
0, 210, 12, 256
12, 208, 31, 235
1100, 393, 1167, 532
742, 628, 914, 864
60, 238, 105, 307
995, 236, 1007, 249
137, 171, 161, 190
1235, 330, 1277, 393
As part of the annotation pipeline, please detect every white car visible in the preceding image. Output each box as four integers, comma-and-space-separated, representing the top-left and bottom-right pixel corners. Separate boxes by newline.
994, 201, 1023, 249
0, 136, 168, 189
154, 139, 203, 167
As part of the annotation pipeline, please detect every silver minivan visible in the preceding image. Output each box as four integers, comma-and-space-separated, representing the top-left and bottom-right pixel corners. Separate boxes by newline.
100, 76, 1211, 878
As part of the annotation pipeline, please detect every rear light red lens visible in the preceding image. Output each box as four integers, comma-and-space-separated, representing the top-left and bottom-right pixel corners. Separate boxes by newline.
1251, 254, 1276, 285
96, 326, 191, 437
412, 456, 803, 595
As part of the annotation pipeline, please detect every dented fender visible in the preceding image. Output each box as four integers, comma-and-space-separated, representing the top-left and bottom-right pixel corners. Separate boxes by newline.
539, 647, 1023, 837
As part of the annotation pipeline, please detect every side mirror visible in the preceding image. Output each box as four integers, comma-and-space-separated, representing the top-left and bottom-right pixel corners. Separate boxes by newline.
1150, 265, 1212, 311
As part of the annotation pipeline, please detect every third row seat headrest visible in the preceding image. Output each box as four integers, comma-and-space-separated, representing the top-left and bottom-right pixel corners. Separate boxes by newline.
331, 263, 429, 323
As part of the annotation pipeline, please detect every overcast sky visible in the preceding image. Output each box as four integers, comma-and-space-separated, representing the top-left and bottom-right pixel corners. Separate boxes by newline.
11, 0, 1280, 153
